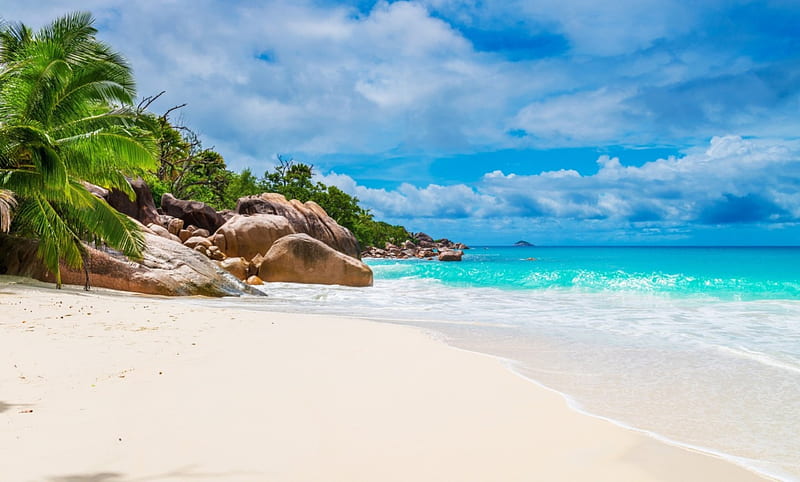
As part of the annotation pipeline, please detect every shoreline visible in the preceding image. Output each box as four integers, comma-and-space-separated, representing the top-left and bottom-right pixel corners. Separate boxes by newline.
0, 279, 769, 481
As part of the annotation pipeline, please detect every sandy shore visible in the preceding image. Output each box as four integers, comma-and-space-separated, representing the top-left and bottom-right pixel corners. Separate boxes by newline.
0, 279, 766, 481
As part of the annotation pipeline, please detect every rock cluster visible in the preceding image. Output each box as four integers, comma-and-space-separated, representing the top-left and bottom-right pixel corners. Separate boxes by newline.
236, 193, 360, 258
4, 181, 374, 294
143, 192, 372, 287
361, 232, 469, 262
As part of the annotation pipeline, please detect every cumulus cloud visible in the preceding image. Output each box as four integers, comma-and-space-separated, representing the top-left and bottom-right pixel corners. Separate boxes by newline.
511, 88, 639, 143
316, 172, 498, 219
318, 136, 800, 241
6, 0, 799, 171
6, 1, 800, 245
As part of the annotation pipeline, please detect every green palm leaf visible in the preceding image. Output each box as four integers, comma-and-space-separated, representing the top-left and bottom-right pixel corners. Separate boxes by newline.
0, 11, 157, 288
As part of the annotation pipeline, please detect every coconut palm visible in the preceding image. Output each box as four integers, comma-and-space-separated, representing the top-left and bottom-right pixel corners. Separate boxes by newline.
0, 12, 157, 287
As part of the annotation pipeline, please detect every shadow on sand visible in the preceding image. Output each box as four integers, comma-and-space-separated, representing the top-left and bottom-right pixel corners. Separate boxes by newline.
48, 466, 260, 481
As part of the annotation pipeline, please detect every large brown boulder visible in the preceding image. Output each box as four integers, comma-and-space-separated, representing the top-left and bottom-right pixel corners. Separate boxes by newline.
218, 257, 250, 281
107, 178, 160, 227
211, 214, 295, 261
161, 193, 226, 233
236, 193, 360, 258
0, 233, 257, 297
438, 249, 463, 262
258, 233, 372, 287
84, 179, 159, 227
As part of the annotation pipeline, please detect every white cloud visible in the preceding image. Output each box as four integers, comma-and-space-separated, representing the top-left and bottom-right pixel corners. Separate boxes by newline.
5, 0, 800, 188
318, 137, 800, 240
316, 171, 498, 219
512, 89, 638, 144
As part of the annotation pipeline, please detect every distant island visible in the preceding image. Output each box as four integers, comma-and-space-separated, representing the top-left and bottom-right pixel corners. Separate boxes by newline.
514, 240, 534, 247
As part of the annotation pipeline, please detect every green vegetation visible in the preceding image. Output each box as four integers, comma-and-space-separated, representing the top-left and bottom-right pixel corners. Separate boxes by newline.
259, 157, 410, 248
141, 99, 232, 209
146, 116, 411, 247
0, 12, 157, 287
0, 10, 407, 289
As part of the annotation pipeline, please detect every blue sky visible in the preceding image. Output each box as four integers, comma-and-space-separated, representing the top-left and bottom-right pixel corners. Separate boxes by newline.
5, 0, 800, 244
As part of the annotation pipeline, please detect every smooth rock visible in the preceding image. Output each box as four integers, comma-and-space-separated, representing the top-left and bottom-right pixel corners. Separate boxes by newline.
438, 249, 463, 262
147, 223, 181, 243
106, 178, 160, 227
211, 214, 295, 261
219, 257, 249, 280
249, 253, 265, 277
246, 275, 264, 285
161, 193, 226, 233
236, 193, 360, 258
258, 233, 372, 287
184, 236, 212, 250
0, 233, 257, 297
167, 218, 184, 236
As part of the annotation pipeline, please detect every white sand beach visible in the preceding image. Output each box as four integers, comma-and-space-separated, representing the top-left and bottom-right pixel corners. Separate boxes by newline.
0, 279, 766, 481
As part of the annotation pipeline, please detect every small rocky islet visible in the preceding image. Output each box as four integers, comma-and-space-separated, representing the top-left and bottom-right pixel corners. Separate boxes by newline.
361, 232, 469, 261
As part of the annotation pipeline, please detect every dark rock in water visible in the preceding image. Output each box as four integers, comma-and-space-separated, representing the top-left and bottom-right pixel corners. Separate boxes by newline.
258, 233, 372, 287
236, 193, 360, 259
362, 235, 469, 261
514, 240, 534, 247
0, 233, 257, 297
161, 193, 226, 233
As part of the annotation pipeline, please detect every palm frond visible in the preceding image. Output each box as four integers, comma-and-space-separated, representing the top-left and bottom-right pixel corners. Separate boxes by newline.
0, 12, 156, 286
67, 180, 145, 259
13, 195, 84, 286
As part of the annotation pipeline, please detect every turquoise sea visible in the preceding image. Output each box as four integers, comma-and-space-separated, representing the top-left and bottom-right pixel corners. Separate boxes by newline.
223, 246, 800, 480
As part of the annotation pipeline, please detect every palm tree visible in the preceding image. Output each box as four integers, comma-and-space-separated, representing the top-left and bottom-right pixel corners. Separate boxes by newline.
0, 12, 157, 287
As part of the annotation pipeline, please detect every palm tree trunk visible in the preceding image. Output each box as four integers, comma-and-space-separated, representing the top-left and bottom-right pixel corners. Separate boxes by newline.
77, 242, 91, 291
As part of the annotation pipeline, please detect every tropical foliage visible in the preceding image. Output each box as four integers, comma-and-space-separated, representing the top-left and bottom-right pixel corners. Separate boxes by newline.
144, 107, 230, 209
0, 10, 407, 288
0, 12, 156, 286
147, 128, 411, 247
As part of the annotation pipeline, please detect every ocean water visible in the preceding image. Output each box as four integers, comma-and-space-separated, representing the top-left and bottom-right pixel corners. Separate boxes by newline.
221, 246, 800, 480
